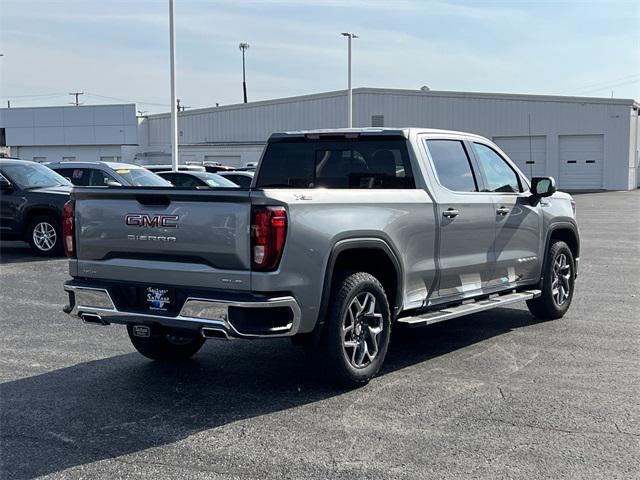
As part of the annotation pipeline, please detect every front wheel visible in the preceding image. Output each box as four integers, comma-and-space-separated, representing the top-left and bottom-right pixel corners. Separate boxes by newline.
127, 326, 205, 361
527, 240, 575, 319
312, 272, 391, 388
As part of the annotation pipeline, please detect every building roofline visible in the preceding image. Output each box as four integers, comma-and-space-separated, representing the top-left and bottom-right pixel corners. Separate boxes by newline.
146, 90, 349, 118
357, 87, 640, 108
0, 103, 135, 112
145, 87, 639, 119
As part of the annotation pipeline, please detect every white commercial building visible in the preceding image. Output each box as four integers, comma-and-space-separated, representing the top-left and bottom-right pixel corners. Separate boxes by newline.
0, 104, 137, 164
138, 88, 639, 190
2, 88, 638, 190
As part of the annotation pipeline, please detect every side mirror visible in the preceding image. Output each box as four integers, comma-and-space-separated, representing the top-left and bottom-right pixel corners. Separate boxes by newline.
530, 177, 556, 202
105, 180, 122, 187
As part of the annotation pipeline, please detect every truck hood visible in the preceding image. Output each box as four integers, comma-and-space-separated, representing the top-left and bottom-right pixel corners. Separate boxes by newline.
28, 185, 72, 195
553, 191, 573, 201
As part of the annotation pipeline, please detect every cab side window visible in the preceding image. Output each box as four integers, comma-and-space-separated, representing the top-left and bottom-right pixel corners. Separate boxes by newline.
426, 140, 478, 192
57, 168, 90, 186
90, 169, 118, 186
168, 174, 201, 187
53, 169, 74, 183
160, 173, 176, 185
472, 143, 522, 193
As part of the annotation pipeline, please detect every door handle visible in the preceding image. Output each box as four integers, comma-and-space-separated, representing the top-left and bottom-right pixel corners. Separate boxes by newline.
442, 208, 459, 218
496, 206, 510, 216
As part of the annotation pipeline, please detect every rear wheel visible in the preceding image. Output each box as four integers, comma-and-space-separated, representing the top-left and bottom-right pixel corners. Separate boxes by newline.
127, 325, 205, 361
312, 272, 391, 388
527, 240, 575, 319
26, 215, 63, 256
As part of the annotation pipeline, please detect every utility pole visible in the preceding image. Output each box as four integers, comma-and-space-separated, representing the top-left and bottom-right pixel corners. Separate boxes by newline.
239, 42, 249, 103
341, 33, 358, 128
0, 56, 5, 108
169, 0, 178, 172
69, 92, 84, 106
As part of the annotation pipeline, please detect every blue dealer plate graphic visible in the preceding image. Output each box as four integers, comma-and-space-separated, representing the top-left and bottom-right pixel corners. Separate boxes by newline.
144, 287, 174, 311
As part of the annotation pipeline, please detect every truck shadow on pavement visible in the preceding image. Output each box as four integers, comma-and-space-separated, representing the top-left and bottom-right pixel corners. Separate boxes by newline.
1, 309, 538, 479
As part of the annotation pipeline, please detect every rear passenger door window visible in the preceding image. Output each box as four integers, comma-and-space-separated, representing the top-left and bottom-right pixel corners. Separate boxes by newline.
59, 168, 90, 186
54, 169, 74, 183
426, 140, 477, 192
90, 170, 119, 186
227, 175, 251, 187
170, 174, 201, 187
472, 143, 522, 193
161, 173, 176, 185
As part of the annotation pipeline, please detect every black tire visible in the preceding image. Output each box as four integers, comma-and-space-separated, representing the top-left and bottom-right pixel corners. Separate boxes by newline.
127, 325, 205, 361
26, 215, 63, 256
312, 272, 391, 388
527, 240, 575, 319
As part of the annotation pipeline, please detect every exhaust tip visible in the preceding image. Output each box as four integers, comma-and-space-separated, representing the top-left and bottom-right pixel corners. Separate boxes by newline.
201, 327, 230, 340
80, 313, 109, 326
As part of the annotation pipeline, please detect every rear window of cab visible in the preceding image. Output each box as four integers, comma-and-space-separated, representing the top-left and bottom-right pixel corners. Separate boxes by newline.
256, 138, 415, 189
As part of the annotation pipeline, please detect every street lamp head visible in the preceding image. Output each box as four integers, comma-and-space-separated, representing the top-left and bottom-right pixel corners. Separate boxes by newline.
239, 42, 250, 51
341, 32, 358, 38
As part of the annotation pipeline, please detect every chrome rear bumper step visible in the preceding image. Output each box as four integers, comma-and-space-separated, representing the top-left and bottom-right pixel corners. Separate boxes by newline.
397, 290, 541, 327
63, 284, 301, 339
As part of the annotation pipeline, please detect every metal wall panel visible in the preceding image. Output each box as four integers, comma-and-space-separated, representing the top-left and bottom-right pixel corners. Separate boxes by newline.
493, 136, 547, 179
2, 104, 137, 146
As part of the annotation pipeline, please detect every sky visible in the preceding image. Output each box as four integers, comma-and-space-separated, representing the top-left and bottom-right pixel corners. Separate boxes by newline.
1, 0, 639, 113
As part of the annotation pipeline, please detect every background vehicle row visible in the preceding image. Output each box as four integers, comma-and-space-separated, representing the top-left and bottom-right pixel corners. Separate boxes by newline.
0, 158, 71, 255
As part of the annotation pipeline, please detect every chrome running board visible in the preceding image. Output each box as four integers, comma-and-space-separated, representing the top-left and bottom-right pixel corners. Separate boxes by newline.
397, 290, 541, 327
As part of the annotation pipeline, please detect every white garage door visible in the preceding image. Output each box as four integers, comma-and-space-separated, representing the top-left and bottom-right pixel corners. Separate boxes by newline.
559, 135, 604, 189
493, 136, 546, 180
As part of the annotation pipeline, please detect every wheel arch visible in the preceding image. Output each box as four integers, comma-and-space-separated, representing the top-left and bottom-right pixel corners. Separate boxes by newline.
22, 206, 62, 238
546, 222, 580, 260
317, 238, 403, 328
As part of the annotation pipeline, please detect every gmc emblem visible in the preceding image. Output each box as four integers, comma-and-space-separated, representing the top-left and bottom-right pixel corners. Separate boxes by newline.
125, 214, 179, 229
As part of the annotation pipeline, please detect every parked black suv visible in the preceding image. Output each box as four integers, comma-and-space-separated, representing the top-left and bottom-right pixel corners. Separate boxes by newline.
0, 159, 71, 255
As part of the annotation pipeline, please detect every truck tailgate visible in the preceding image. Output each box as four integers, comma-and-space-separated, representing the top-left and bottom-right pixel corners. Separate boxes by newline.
73, 188, 252, 290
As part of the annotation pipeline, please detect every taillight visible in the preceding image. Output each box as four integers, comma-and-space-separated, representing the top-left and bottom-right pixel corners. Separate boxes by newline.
251, 206, 287, 271
63, 200, 75, 258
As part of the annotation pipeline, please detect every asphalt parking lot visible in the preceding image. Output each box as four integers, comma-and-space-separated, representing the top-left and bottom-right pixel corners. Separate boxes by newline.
1, 190, 638, 479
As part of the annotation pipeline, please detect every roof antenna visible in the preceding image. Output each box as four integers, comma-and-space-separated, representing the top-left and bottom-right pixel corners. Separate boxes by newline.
528, 113, 533, 179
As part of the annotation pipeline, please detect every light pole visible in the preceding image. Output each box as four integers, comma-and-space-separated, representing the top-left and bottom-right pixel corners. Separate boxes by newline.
341, 32, 358, 128
239, 42, 249, 103
169, 0, 179, 172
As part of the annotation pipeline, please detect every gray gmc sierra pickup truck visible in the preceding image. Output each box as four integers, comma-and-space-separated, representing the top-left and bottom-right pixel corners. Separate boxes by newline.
63, 128, 579, 386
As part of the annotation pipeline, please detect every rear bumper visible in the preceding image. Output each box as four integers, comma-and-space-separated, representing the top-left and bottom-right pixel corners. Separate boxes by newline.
63, 282, 301, 339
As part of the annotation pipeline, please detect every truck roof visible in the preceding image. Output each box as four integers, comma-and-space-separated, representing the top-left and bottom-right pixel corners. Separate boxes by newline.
270, 127, 486, 140
47, 161, 144, 170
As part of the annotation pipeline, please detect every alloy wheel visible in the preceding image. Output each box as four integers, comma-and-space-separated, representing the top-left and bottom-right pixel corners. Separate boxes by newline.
342, 292, 384, 369
552, 253, 571, 306
32, 221, 57, 252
